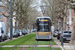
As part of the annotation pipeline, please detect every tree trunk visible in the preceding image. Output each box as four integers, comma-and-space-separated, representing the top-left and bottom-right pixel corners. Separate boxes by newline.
70, 15, 75, 44
29, 25, 32, 33
60, 18, 63, 35
63, 17, 67, 31
59, 18, 63, 31
6, 17, 10, 33
55, 21, 58, 30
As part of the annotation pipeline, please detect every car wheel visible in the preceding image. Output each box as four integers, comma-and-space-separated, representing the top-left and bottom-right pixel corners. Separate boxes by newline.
57, 37, 59, 40
18, 34, 20, 36
17, 35, 18, 37
53, 35, 55, 37
3, 39, 5, 41
0, 39, 2, 42
24, 34, 25, 35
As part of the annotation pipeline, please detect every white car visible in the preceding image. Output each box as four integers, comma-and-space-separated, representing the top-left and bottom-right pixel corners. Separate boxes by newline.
53, 30, 58, 37
19, 30, 22, 36
8, 28, 18, 38
0, 22, 7, 41
8, 30, 10, 38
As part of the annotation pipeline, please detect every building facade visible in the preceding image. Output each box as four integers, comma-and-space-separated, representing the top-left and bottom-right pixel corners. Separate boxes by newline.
67, 9, 74, 31
0, 1, 7, 27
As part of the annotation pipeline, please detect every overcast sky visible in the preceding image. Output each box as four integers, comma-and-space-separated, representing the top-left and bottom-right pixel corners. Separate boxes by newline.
37, 0, 41, 11
32, 0, 41, 11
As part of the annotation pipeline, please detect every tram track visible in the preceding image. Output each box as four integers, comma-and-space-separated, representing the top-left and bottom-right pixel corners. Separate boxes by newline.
10, 34, 35, 50
33, 41, 38, 50
33, 41, 54, 50
49, 41, 54, 50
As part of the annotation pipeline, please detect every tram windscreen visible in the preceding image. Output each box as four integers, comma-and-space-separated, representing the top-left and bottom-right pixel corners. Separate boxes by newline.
37, 23, 50, 32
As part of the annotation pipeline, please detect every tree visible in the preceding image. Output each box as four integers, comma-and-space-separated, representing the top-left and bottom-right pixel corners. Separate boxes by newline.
69, 0, 75, 44
2, 0, 33, 31
44, 0, 69, 32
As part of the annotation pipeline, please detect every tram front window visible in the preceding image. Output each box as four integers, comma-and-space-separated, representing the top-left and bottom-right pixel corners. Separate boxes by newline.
37, 24, 50, 32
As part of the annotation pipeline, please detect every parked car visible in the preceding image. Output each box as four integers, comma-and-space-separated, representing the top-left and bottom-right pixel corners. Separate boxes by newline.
22, 30, 25, 35
8, 28, 17, 38
0, 22, 7, 42
16, 29, 20, 36
31, 29, 36, 32
53, 29, 58, 37
31, 29, 34, 32
51, 26, 54, 34
25, 30, 28, 34
19, 30, 22, 36
57, 31, 61, 40
13, 31, 18, 37
33, 29, 36, 32
8, 30, 10, 38
60, 31, 72, 42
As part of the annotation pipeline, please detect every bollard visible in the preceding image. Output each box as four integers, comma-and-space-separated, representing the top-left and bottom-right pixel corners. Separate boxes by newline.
61, 36, 63, 46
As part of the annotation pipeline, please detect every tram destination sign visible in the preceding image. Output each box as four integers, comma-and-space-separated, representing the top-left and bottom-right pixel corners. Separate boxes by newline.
39, 19, 49, 21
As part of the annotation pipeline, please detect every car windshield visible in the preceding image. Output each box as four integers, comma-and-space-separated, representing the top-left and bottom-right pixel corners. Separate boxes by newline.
64, 31, 71, 34
55, 30, 58, 31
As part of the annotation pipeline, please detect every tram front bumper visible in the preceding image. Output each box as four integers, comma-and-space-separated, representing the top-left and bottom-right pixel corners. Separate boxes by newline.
36, 35, 52, 40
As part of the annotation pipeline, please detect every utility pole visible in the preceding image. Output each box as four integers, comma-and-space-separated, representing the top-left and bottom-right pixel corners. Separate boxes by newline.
10, 0, 13, 40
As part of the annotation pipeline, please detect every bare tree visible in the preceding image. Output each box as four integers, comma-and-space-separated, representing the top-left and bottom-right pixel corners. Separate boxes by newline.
2, 0, 33, 31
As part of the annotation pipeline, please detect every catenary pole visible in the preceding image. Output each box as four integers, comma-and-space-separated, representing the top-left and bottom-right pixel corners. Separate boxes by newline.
10, 0, 13, 40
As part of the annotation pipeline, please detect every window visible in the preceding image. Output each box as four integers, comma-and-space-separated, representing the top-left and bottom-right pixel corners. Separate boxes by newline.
0, 8, 4, 12
37, 23, 50, 32
0, 15, 4, 19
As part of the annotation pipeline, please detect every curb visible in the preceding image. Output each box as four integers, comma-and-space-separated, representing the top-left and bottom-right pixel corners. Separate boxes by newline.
54, 40, 64, 50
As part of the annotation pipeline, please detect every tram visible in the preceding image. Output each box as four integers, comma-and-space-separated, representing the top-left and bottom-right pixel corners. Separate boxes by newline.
35, 17, 52, 41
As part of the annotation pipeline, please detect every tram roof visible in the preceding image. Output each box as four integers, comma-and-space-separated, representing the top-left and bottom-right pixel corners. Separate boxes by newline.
36, 17, 51, 20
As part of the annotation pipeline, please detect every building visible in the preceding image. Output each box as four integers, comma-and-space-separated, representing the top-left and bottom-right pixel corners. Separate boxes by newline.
0, 1, 7, 28
13, 17, 16, 28
67, 9, 74, 31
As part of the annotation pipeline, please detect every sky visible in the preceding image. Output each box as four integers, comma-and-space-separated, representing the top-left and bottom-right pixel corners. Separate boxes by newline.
34, 0, 41, 11
37, 0, 41, 11
35, 0, 46, 11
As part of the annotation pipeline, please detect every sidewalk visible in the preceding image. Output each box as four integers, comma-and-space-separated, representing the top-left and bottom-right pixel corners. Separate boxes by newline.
64, 45, 75, 50
53, 37, 75, 50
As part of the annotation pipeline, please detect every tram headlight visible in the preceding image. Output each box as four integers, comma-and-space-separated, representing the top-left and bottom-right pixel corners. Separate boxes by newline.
36, 32, 38, 34
36, 32, 38, 33
49, 32, 51, 34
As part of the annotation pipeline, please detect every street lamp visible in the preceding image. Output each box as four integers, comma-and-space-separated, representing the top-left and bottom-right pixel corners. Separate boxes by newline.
40, 5, 47, 16
10, 0, 13, 40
